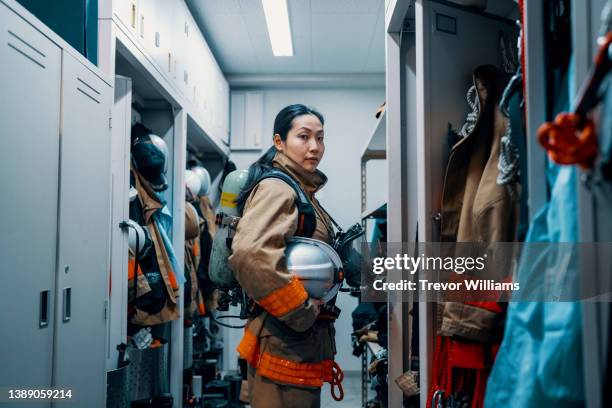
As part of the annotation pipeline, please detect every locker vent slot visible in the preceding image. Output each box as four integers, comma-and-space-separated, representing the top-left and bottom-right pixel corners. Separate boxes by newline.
8, 30, 46, 57
77, 87, 100, 104
77, 77, 101, 95
7, 30, 46, 69
76, 77, 101, 104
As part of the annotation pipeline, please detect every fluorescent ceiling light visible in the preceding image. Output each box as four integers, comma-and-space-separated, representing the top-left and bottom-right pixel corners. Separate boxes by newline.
262, 0, 294, 56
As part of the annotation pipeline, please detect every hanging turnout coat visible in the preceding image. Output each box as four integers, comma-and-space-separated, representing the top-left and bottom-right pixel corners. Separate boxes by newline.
429, 65, 520, 408
129, 167, 181, 325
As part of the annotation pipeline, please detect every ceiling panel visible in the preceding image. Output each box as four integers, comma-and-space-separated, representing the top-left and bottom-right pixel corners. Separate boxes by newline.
186, 0, 384, 75
312, 12, 378, 72
195, 0, 242, 14
252, 35, 313, 73
363, 1, 385, 72
288, 0, 312, 37
311, 0, 381, 14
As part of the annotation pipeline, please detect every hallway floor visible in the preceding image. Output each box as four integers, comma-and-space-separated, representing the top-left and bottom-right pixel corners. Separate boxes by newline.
321, 371, 361, 408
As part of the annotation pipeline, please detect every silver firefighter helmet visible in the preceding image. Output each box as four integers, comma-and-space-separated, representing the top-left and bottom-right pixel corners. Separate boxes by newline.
126, 219, 150, 258
285, 237, 344, 303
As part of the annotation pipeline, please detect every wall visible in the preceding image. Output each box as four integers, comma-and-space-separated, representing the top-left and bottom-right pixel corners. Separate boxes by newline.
228, 87, 386, 373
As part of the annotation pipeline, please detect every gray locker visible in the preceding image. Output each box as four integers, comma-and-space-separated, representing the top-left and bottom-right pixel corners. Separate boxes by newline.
0, 3, 113, 407
52, 50, 112, 407
107, 76, 132, 371
0, 2, 61, 401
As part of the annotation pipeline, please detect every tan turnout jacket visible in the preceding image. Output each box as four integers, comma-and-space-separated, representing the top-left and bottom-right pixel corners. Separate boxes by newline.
229, 151, 340, 390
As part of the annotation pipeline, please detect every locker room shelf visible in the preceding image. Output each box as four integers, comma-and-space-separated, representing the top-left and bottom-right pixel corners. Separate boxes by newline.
361, 202, 387, 221
361, 110, 386, 162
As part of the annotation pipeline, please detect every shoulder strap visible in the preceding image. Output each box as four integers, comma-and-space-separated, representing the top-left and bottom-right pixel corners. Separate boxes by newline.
254, 169, 316, 238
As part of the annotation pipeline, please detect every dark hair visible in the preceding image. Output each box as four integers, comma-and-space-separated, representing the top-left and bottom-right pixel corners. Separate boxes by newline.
236, 104, 324, 212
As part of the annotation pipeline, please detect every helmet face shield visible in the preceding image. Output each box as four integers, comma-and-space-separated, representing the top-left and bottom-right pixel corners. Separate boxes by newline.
285, 237, 343, 302
148, 134, 169, 174
185, 169, 202, 200
131, 133, 169, 191
333, 223, 365, 289
192, 166, 211, 197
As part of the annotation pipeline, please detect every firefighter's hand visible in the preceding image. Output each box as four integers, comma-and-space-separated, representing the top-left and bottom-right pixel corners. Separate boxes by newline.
311, 298, 324, 315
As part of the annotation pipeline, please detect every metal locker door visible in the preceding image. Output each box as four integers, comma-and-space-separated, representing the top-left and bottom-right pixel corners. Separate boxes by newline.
106, 75, 132, 371
0, 3, 61, 403
53, 51, 112, 407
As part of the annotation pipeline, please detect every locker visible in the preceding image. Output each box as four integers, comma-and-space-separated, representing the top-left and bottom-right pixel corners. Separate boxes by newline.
138, 0, 157, 54
150, 0, 176, 80
114, 0, 140, 35
230, 91, 263, 149
176, 1, 193, 100
52, 50, 112, 407
0, 2, 61, 398
107, 76, 132, 371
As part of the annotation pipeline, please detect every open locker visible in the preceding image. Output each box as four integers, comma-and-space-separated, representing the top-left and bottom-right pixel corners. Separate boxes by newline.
386, 1, 522, 406
107, 40, 188, 407
385, 1, 612, 407
107, 27, 231, 404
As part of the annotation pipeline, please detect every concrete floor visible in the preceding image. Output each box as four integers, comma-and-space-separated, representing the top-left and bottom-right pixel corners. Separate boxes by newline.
243, 371, 362, 408
321, 371, 361, 408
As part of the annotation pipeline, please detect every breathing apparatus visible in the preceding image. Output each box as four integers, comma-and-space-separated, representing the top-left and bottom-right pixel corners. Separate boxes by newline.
208, 168, 365, 327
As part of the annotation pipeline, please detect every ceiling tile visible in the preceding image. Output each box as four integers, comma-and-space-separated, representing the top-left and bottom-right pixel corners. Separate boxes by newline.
363, 2, 385, 72
250, 35, 313, 73
311, 0, 380, 13
187, 0, 385, 75
311, 12, 377, 72
288, 0, 312, 37
189, 0, 242, 14
194, 13, 258, 73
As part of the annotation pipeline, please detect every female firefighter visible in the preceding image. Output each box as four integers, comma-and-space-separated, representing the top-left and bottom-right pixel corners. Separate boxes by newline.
228, 104, 343, 408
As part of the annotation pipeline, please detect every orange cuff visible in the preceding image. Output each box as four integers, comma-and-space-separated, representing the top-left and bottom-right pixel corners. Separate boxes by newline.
257, 276, 308, 317
237, 329, 259, 366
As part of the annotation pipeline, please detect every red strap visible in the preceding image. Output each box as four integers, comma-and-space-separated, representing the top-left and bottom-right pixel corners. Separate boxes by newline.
330, 361, 345, 401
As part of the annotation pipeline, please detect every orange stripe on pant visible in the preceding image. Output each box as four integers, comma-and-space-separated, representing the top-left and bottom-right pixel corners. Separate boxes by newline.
237, 328, 345, 400
256, 276, 308, 317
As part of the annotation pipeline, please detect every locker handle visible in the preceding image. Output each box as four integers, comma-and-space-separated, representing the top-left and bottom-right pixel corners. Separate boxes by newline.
39, 290, 50, 328
62, 287, 72, 322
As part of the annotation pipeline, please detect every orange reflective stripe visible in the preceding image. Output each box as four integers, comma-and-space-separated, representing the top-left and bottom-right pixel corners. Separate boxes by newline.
238, 329, 344, 398
127, 259, 143, 280
193, 241, 200, 257
257, 276, 308, 317
258, 352, 325, 387
237, 329, 260, 366
167, 269, 179, 290
198, 302, 206, 316
257, 353, 343, 393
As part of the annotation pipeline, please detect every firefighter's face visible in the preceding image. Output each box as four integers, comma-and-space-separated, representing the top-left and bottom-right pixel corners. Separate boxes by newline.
274, 114, 325, 172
